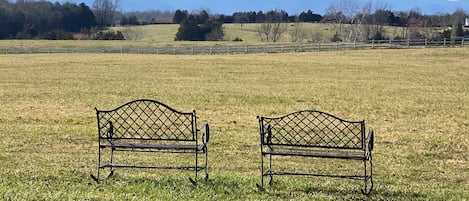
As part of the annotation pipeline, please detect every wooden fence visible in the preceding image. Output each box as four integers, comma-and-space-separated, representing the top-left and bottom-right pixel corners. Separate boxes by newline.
3, 38, 468, 55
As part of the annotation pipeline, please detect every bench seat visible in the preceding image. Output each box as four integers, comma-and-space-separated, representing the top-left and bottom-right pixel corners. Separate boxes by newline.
100, 143, 206, 152
263, 146, 367, 160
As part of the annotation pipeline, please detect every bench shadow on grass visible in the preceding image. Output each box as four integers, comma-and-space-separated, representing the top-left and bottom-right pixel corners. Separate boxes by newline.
261, 180, 428, 200
101, 174, 428, 199
111, 174, 262, 199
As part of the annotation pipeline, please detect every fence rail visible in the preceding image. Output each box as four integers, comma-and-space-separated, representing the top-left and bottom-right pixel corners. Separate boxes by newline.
3, 38, 468, 55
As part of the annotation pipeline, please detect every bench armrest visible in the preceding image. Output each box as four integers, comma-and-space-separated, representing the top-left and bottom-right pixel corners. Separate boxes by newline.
366, 128, 374, 152
260, 124, 272, 145
100, 120, 115, 145
198, 122, 210, 143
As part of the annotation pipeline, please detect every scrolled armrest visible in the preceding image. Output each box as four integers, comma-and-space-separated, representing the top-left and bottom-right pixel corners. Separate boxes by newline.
366, 128, 374, 152
260, 124, 272, 145
198, 122, 210, 143
99, 120, 114, 138
101, 120, 114, 145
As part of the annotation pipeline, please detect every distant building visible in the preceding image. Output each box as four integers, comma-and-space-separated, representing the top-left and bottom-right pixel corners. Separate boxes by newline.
464, 17, 469, 29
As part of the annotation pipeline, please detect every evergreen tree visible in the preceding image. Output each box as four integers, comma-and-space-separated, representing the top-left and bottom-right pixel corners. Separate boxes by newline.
201, 18, 224, 40
175, 16, 202, 41
0, 5, 25, 39
173, 9, 188, 24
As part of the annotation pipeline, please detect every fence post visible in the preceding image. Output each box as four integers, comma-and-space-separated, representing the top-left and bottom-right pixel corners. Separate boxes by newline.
407, 39, 410, 48
300, 43, 303, 52
425, 39, 428, 47
462, 38, 465, 46
173, 46, 176, 55
156, 47, 159, 55
372, 40, 375, 48
444, 38, 446, 46
210, 46, 212, 55
282, 44, 284, 53
192, 46, 194, 55
354, 41, 356, 49
228, 46, 231, 54
336, 42, 339, 50
246, 45, 249, 54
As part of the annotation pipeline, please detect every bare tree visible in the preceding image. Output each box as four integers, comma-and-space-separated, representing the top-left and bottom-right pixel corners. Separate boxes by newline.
326, 0, 375, 42
407, 8, 424, 39
93, 0, 120, 27
121, 26, 142, 41
258, 22, 272, 42
451, 8, 467, 25
366, 2, 391, 40
257, 10, 288, 42
324, 2, 349, 42
310, 31, 323, 43
290, 17, 306, 42
271, 22, 287, 42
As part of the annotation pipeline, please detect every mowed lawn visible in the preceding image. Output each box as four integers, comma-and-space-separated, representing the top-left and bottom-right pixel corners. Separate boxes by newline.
0, 48, 468, 200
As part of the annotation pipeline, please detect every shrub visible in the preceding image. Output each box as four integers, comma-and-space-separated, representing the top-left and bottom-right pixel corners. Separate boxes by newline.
39, 29, 74, 40
233, 37, 243, 42
92, 30, 125, 40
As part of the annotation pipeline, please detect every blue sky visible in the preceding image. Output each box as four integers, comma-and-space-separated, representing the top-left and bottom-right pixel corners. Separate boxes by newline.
71, 0, 469, 14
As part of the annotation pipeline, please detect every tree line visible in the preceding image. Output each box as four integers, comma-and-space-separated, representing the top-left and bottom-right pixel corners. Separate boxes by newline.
0, 0, 96, 39
0, 0, 467, 41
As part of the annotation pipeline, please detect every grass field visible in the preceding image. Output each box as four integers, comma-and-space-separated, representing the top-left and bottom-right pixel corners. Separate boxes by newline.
0, 48, 468, 200
0, 23, 425, 51
0, 23, 325, 51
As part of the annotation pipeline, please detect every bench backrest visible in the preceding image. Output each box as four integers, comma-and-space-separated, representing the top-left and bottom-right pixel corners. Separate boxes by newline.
259, 110, 365, 149
96, 99, 196, 141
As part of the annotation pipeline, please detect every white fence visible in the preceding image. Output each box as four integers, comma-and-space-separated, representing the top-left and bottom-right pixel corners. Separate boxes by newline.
3, 38, 468, 55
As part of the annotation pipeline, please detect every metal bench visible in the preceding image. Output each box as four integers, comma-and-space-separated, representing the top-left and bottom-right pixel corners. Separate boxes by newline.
90, 99, 209, 184
257, 110, 374, 195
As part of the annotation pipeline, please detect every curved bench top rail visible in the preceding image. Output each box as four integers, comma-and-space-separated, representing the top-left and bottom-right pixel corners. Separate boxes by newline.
258, 110, 364, 124
95, 99, 196, 141
95, 99, 194, 115
259, 110, 365, 149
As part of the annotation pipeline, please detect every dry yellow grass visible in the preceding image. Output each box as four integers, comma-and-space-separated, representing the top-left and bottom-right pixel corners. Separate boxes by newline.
0, 48, 468, 200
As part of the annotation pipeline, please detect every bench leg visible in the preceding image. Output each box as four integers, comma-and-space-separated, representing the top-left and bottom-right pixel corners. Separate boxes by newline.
90, 147, 102, 183
268, 154, 273, 185
190, 147, 209, 185
362, 153, 373, 195
204, 146, 209, 181
256, 151, 266, 191
258, 151, 274, 188
260, 152, 264, 188
107, 148, 115, 178
189, 149, 197, 185
194, 150, 199, 185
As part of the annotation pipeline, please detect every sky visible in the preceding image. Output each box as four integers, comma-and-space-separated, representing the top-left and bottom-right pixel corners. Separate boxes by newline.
70, 0, 469, 15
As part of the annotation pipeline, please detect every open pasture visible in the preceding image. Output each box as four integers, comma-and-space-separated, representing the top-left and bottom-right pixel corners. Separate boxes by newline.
0, 48, 468, 200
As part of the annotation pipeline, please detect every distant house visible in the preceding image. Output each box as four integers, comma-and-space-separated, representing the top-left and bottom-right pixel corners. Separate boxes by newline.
464, 17, 469, 29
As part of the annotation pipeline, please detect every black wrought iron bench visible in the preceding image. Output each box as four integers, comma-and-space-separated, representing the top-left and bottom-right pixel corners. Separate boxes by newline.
257, 110, 374, 195
90, 99, 209, 184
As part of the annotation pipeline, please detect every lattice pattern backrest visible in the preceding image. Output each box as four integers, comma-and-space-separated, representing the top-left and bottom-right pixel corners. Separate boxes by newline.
97, 100, 195, 141
261, 111, 364, 149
